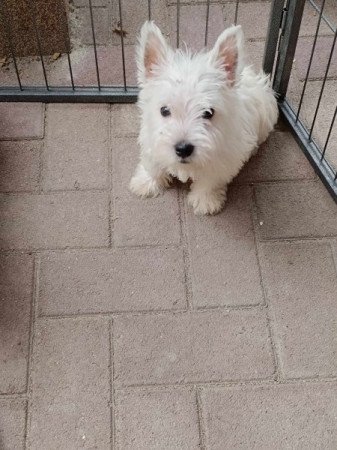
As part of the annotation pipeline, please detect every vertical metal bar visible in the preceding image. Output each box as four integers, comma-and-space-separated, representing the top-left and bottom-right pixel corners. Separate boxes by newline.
321, 106, 336, 160
273, 0, 306, 99
118, 0, 127, 91
31, 0, 49, 90
263, 0, 285, 75
67, 53, 75, 90
88, 0, 101, 90
309, 29, 337, 140
204, 0, 210, 47
0, 1, 22, 90
176, 0, 180, 48
148, 0, 152, 21
234, 0, 239, 25
296, 0, 326, 121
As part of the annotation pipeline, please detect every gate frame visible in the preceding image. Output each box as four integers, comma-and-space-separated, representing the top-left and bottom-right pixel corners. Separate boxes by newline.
264, 0, 337, 202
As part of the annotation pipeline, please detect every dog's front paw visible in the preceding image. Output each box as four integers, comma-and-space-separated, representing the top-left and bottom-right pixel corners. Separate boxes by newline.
129, 165, 170, 198
187, 189, 226, 215
129, 174, 163, 198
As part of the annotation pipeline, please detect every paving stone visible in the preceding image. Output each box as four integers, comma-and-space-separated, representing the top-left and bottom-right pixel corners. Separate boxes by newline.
245, 40, 265, 71
112, 137, 141, 201
111, 104, 139, 138
201, 384, 337, 449
300, 1, 331, 36
0, 141, 40, 192
0, 191, 109, 250
0, 103, 44, 140
168, 4, 233, 51
43, 104, 109, 191
113, 309, 274, 385
254, 181, 337, 240
235, 131, 315, 183
28, 318, 111, 449
299, 80, 337, 170
114, 190, 181, 247
115, 387, 200, 449
237, 1, 271, 40
294, 36, 337, 81
259, 241, 337, 378
71, 7, 111, 46
111, 0, 170, 46
186, 186, 263, 307
38, 247, 186, 315
0, 253, 33, 393
47, 45, 137, 87
0, 399, 26, 450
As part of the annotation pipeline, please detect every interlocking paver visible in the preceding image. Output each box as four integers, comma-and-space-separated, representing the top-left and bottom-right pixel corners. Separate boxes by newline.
0, 103, 44, 140
254, 181, 337, 240
38, 247, 186, 315
28, 318, 111, 450
113, 309, 274, 385
201, 384, 337, 449
299, 80, 337, 170
186, 186, 263, 307
112, 137, 139, 201
114, 191, 181, 247
0, 141, 40, 192
0, 253, 33, 394
115, 387, 200, 449
237, 1, 271, 40
111, 104, 140, 138
111, 0, 170, 46
0, 191, 109, 250
168, 4, 232, 51
259, 241, 337, 378
71, 7, 111, 46
294, 36, 337, 81
235, 131, 315, 183
0, 399, 26, 450
43, 104, 109, 190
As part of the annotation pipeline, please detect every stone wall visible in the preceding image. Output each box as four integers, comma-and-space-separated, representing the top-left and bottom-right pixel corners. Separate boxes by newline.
0, 0, 70, 57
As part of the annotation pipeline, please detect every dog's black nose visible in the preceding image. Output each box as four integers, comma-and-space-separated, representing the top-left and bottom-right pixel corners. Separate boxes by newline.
175, 141, 194, 158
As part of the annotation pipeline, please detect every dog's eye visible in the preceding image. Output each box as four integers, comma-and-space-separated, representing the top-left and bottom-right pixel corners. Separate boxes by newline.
160, 106, 171, 117
202, 108, 214, 120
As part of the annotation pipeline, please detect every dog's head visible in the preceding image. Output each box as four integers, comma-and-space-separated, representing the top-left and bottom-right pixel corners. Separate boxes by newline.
137, 21, 244, 168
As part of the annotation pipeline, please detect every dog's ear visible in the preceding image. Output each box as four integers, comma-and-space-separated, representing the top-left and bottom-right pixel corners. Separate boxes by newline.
210, 25, 244, 86
137, 21, 169, 84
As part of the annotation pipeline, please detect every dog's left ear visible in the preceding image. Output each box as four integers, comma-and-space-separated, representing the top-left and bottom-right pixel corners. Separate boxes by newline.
210, 25, 244, 86
137, 21, 170, 84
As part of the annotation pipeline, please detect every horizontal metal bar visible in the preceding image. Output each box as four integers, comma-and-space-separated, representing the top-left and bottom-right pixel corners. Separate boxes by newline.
0, 87, 139, 103
279, 99, 337, 202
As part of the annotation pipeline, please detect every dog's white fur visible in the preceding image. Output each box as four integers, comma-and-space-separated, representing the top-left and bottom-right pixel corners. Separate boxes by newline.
130, 21, 278, 214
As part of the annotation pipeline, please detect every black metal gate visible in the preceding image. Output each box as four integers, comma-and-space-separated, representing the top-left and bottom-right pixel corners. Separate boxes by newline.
0, 0, 336, 201
265, 0, 337, 200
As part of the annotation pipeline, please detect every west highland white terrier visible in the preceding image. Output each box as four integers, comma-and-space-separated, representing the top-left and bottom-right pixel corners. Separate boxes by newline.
130, 21, 278, 215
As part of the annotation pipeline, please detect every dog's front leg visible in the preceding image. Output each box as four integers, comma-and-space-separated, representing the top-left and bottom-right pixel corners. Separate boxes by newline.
188, 177, 227, 215
129, 162, 170, 198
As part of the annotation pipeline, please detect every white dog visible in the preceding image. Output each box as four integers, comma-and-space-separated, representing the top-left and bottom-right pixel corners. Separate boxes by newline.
130, 21, 278, 215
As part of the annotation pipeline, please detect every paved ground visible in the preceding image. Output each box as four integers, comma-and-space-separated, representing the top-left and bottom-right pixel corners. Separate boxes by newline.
1, 100, 337, 449
1, 1, 337, 449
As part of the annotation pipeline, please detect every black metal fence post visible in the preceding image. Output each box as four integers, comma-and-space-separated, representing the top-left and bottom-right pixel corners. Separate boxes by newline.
263, 0, 286, 75
272, 0, 305, 99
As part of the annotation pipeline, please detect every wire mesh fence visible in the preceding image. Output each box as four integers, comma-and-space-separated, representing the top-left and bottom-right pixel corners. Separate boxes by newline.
0, 0, 336, 200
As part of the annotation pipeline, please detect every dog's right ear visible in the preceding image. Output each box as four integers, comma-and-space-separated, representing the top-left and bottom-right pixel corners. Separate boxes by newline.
137, 21, 169, 84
